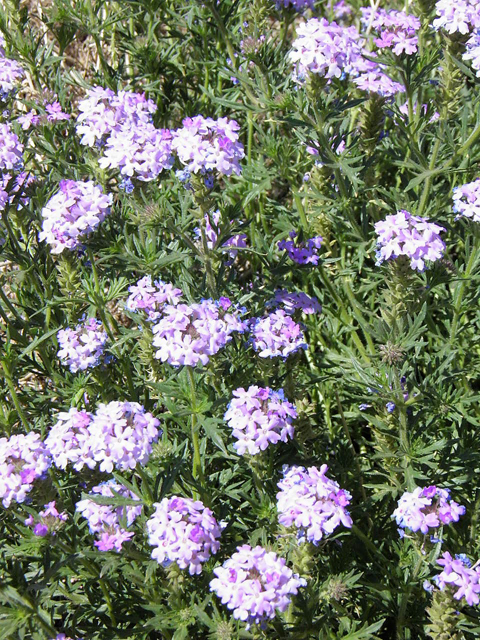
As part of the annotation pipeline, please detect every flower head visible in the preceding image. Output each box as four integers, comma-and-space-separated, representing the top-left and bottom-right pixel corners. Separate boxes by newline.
432, 551, 480, 606
393, 486, 465, 534
453, 178, 480, 222
25, 501, 68, 536
126, 276, 183, 321
0, 123, 23, 171
39, 180, 112, 254
57, 318, 107, 373
276, 465, 353, 543
278, 232, 323, 265
269, 290, 321, 315
433, 0, 480, 35
250, 310, 307, 358
147, 496, 222, 574
45, 408, 94, 471
210, 544, 306, 627
224, 386, 297, 455
374, 210, 446, 271
0, 433, 51, 507
76, 481, 142, 551
0, 57, 24, 98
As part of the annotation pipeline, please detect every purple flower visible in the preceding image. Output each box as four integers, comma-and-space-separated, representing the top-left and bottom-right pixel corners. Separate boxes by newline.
275, 0, 314, 10
152, 299, 246, 367
171, 115, 245, 176
353, 71, 405, 96
224, 386, 297, 455
0, 171, 35, 212
147, 496, 222, 574
25, 501, 68, 536
45, 102, 70, 122
57, 318, 107, 373
0, 57, 24, 97
453, 178, 480, 222
17, 110, 41, 130
0, 433, 51, 507
433, 551, 480, 606
125, 276, 183, 321
45, 408, 94, 471
0, 123, 23, 171
374, 210, 446, 271
393, 486, 465, 534
269, 290, 321, 315
39, 179, 112, 253
464, 30, 480, 75
76, 481, 142, 552
76, 86, 157, 147
194, 211, 247, 261
360, 8, 420, 56
433, 0, 480, 35
210, 544, 306, 627
278, 232, 323, 265
250, 309, 307, 358
276, 464, 353, 544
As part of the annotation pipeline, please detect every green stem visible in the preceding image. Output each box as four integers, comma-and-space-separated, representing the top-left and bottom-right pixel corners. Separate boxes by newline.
449, 233, 479, 345
99, 578, 117, 627
335, 391, 367, 504
186, 367, 204, 486
1, 359, 29, 430
396, 553, 424, 640
416, 137, 441, 217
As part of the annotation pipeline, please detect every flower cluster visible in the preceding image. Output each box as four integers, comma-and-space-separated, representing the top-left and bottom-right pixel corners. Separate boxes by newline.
46, 402, 160, 473
195, 211, 247, 262
0, 171, 35, 212
453, 178, 480, 222
98, 123, 174, 182
353, 71, 405, 96
463, 31, 480, 76
57, 318, 107, 373
126, 276, 183, 321
0, 123, 23, 171
39, 179, 112, 254
289, 18, 367, 81
433, 0, 480, 35
172, 115, 245, 176
76, 86, 157, 147
432, 551, 480, 606
250, 310, 307, 358
25, 501, 68, 537
210, 544, 306, 627
374, 210, 446, 271
224, 386, 297, 455
361, 8, 420, 56
147, 496, 222, 574
276, 465, 353, 543
45, 408, 94, 471
76, 481, 142, 552
275, 0, 314, 10
278, 231, 323, 265
393, 486, 465, 534
0, 433, 51, 508
0, 56, 24, 99
269, 290, 321, 315
152, 298, 246, 367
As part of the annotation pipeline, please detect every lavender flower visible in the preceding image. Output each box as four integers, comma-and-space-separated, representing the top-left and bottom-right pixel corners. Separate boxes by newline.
87, 401, 161, 472
126, 276, 183, 321
45, 408, 94, 471
210, 544, 306, 627
195, 211, 247, 261
18, 110, 41, 130
0, 171, 35, 212
98, 122, 174, 181
224, 386, 297, 455
250, 309, 307, 358
152, 299, 246, 367
76, 481, 142, 552
57, 318, 107, 373
76, 86, 157, 147
171, 115, 245, 176
277, 465, 353, 543
147, 496, 222, 574
453, 178, 480, 221
289, 18, 368, 81
393, 486, 465, 534
432, 551, 480, 606
25, 501, 68, 537
0, 433, 51, 507
0, 123, 23, 171
360, 8, 420, 56
45, 102, 70, 122
433, 0, 480, 35
353, 71, 405, 96
39, 180, 112, 254
269, 290, 321, 315
278, 231, 323, 265
0, 57, 24, 98
464, 31, 480, 76
374, 210, 446, 271
275, 0, 314, 10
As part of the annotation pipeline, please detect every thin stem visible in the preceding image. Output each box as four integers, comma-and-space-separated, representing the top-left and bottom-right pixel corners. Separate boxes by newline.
186, 367, 204, 486
396, 553, 424, 639
449, 232, 479, 345
416, 137, 441, 217
1, 359, 29, 431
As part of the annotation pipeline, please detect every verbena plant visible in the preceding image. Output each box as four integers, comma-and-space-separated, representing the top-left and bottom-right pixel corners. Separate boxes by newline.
1, 0, 480, 638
